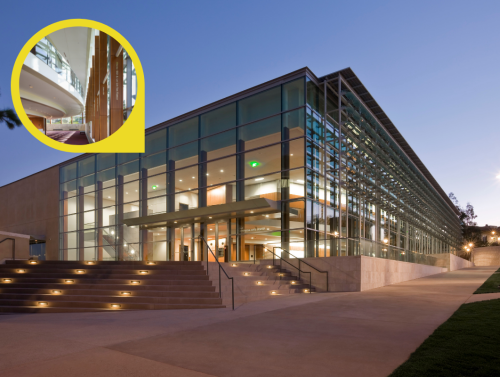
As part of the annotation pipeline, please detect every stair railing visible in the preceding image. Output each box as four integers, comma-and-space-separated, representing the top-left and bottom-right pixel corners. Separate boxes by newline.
198, 236, 234, 310
263, 247, 311, 294
0, 238, 15, 261
273, 247, 329, 292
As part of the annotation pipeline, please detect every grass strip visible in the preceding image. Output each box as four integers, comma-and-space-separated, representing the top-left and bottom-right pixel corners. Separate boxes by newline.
390, 299, 500, 377
474, 268, 500, 294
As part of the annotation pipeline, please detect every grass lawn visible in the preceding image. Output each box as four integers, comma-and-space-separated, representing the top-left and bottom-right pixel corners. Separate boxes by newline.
474, 268, 500, 294
390, 299, 500, 377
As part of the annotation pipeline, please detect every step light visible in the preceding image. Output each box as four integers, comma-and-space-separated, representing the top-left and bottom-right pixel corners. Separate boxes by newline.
38, 302, 48, 306
120, 292, 131, 296
267, 266, 273, 269
271, 291, 277, 295
17, 269, 26, 273
231, 264, 237, 267
111, 304, 121, 309
139, 271, 148, 274
52, 290, 62, 294
3, 278, 12, 283
146, 262, 156, 265
76, 270, 85, 274
257, 281, 262, 285
130, 281, 140, 285
279, 273, 284, 277
244, 272, 250, 276
304, 289, 309, 293
29, 261, 37, 264
86, 261, 95, 265
291, 281, 296, 285
64, 280, 74, 284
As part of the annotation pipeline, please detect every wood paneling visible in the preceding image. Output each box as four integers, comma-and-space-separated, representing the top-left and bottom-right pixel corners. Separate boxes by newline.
99, 32, 108, 140
94, 36, 100, 141
109, 37, 123, 135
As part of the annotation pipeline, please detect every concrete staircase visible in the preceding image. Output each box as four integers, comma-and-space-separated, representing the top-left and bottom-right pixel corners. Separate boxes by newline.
206, 260, 315, 306
0, 260, 224, 313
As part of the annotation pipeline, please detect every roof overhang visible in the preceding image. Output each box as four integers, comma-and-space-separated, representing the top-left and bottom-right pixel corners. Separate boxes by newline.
123, 198, 280, 230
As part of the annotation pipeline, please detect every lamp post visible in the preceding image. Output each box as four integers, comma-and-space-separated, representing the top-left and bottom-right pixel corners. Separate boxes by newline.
468, 242, 474, 264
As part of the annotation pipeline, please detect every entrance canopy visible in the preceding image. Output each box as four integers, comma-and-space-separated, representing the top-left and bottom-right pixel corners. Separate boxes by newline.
122, 198, 280, 230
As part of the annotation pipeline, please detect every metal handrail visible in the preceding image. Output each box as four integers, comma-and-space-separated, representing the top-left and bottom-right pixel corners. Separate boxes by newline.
273, 247, 329, 292
263, 247, 311, 294
0, 238, 16, 261
198, 236, 234, 310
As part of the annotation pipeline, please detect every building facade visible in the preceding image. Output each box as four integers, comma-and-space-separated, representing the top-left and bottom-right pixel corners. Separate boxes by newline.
54, 67, 461, 263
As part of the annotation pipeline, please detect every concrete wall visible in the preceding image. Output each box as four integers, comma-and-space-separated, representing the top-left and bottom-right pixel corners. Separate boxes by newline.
280, 256, 446, 292
473, 246, 500, 266
0, 166, 59, 260
0, 231, 30, 263
429, 253, 474, 271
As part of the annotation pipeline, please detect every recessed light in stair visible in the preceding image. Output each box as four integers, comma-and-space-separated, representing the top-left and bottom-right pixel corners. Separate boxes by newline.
279, 273, 284, 276
271, 291, 277, 295
231, 264, 237, 267
120, 292, 131, 296
291, 281, 295, 284
130, 280, 140, 284
257, 281, 262, 285
111, 304, 121, 309
244, 272, 249, 276
64, 279, 74, 284
304, 289, 309, 293
3, 279, 12, 283
86, 261, 95, 265
38, 302, 48, 307
29, 261, 37, 264
146, 262, 156, 265
267, 266, 273, 269
52, 290, 62, 294
17, 269, 26, 273
76, 270, 85, 274
139, 271, 148, 274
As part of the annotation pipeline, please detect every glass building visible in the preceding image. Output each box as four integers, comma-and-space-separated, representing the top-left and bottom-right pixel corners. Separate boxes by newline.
58, 68, 462, 263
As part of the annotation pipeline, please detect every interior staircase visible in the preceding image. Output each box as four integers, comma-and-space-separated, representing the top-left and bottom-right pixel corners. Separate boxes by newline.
0, 260, 224, 313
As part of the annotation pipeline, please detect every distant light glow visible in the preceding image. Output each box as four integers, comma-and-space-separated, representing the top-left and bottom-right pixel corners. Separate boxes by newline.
249, 161, 260, 168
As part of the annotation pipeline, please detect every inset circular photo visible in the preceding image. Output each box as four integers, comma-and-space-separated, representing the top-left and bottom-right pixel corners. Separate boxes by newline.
19, 26, 137, 145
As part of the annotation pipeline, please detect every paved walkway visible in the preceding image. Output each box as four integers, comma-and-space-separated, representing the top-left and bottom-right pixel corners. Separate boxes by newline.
0, 266, 496, 377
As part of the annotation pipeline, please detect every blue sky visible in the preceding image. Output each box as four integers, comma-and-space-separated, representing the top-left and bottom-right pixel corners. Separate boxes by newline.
0, 0, 499, 225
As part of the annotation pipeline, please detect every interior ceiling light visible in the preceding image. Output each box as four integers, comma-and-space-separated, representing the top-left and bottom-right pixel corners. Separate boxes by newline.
255, 177, 264, 181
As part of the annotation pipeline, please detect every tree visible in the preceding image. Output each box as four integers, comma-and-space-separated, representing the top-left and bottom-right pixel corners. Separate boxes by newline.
0, 89, 21, 130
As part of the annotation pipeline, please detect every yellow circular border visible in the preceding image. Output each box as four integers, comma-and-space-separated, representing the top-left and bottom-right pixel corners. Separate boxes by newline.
11, 19, 145, 153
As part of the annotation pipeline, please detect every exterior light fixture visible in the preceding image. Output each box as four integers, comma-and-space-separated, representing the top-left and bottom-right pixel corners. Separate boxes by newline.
38, 302, 48, 307
267, 266, 273, 269
383, 239, 388, 244
147, 262, 155, 265
111, 304, 121, 309
76, 270, 85, 274
86, 261, 95, 265
304, 289, 309, 293
52, 290, 62, 294
17, 269, 26, 273
231, 263, 237, 267
255, 177, 264, 181
244, 272, 249, 276
469, 243, 473, 247
271, 291, 277, 295
249, 161, 260, 168
65, 280, 74, 284
130, 281, 140, 285
29, 261, 37, 264
139, 271, 148, 274
120, 292, 131, 296
291, 281, 296, 285
257, 281, 262, 285
280, 273, 284, 277
3, 279, 12, 283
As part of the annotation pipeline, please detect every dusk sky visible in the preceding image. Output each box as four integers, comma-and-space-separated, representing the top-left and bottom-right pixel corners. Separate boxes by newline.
1, 0, 499, 225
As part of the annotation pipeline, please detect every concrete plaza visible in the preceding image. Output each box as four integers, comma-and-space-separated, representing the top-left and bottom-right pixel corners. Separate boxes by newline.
0, 266, 495, 377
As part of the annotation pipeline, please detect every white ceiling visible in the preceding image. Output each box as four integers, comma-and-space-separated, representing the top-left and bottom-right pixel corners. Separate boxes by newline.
47, 27, 92, 92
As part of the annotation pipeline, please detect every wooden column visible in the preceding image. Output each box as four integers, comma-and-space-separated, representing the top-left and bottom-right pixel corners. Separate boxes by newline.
94, 36, 100, 141
109, 37, 123, 134
99, 32, 108, 140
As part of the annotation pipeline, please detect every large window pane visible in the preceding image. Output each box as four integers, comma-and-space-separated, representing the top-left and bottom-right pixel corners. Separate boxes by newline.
283, 108, 304, 138
238, 86, 281, 125
145, 129, 167, 155
206, 156, 236, 186
124, 181, 140, 202
97, 167, 116, 188
117, 153, 139, 165
173, 166, 197, 193
238, 115, 281, 150
78, 156, 95, 177
201, 103, 236, 137
60, 162, 77, 182
244, 144, 281, 179
60, 180, 77, 199
200, 129, 236, 161
289, 138, 305, 169
141, 151, 167, 176
147, 196, 167, 215
306, 79, 324, 116
244, 172, 281, 201
61, 197, 77, 216
175, 190, 198, 211
289, 168, 305, 199
282, 78, 304, 111
78, 174, 95, 194
168, 140, 198, 169
97, 154, 116, 171
146, 173, 167, 197
168, 117, 198, 147
118, 160, 139, 183
207, 183, 236, 206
